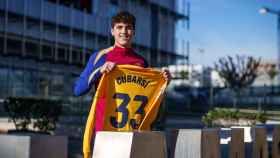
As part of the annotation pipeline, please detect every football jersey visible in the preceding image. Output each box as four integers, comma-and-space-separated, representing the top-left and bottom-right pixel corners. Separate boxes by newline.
83, 65, 167, 158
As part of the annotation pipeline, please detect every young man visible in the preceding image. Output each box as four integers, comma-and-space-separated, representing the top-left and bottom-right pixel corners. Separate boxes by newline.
74, 11, 170, 98
74, 11, 171, 158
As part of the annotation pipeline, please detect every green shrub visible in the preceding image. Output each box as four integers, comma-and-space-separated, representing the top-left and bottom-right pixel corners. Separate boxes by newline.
4, 97, 62, 133
202, 108, 267, 127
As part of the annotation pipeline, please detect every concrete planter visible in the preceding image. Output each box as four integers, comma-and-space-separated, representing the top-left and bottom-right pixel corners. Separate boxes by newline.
0, 134, 68, 158
92, 131, 167, 158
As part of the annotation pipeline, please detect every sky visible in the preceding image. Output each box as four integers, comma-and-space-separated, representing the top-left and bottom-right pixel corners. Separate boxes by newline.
176, 0, 280, 67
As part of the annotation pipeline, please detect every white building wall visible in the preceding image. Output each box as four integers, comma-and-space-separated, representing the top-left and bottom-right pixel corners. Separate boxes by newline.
168, 64, 225, 87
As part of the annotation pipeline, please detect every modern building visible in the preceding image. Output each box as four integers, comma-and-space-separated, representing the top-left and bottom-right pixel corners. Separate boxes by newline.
253, 59, 279, 86
0, 0, 189, 100
168, 64, 225, 88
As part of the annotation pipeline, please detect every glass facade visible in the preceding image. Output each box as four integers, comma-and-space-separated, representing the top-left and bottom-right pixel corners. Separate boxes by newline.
0, 0, 189, 100
0, 62, 78, 99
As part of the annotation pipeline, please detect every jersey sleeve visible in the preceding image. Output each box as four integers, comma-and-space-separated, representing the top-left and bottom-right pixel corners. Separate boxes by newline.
73, 51, 106, 96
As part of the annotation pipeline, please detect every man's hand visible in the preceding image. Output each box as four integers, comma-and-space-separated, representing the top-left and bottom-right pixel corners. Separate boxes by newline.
161, 68, 172, 84
100, 61, 116, 74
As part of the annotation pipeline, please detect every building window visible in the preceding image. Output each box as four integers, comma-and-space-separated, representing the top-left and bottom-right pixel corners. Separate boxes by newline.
7, 38, 22, 56
9, 69, 24, 96
25, 41, 39, 58
57, 47, 67, 62
38, 73, 50, 98
42, 44, 54, 60
109, 0, 118, 18
0, 37, 4, 53
98, 36, 108, 49
50, 74, 64, 96
110, 0, 118, 5
23, 70, 39, 97
0, 68, 9, 98
47, 0, 92, 13
72, 49, 83, 65
85, 52, 91, 62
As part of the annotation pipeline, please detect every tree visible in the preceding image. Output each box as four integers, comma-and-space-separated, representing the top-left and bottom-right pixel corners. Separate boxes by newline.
265, 64, 278, 94
180, 70, 189, 79
215, 55, 261, 108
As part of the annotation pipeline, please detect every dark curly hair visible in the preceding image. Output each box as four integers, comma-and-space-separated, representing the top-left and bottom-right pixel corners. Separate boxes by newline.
111, 11, 136, 29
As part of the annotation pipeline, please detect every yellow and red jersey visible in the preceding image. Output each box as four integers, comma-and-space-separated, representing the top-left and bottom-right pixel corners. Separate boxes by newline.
83, 65, 167, 158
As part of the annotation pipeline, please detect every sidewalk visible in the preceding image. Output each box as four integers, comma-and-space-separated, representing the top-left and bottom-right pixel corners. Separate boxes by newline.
164, 115, 204, 129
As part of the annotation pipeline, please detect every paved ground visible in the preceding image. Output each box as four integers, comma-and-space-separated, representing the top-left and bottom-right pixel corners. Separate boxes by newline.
165, 115, 204, 129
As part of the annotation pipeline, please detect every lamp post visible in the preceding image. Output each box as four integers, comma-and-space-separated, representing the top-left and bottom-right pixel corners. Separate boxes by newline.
259, 7, 280, 84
